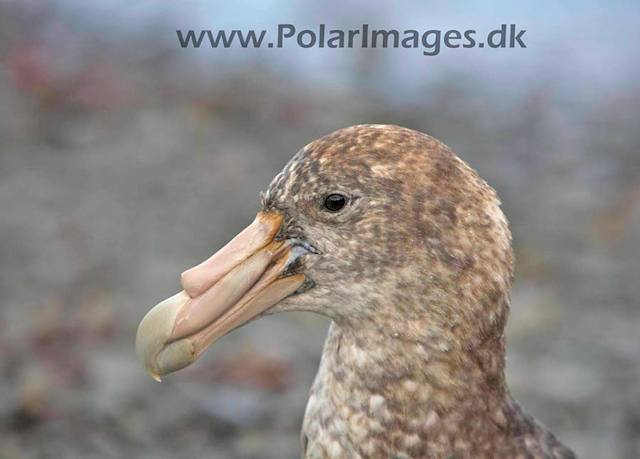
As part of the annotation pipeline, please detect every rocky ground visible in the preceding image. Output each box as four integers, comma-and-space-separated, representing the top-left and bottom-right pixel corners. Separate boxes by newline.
1, 45, 639, 458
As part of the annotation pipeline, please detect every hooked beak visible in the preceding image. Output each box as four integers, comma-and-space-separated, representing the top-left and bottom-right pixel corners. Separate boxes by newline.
135, 212, 306, 381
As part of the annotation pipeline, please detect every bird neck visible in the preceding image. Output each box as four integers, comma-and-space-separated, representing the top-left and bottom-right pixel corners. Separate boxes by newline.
325, 317, 508, 408
309, 309, 512, 449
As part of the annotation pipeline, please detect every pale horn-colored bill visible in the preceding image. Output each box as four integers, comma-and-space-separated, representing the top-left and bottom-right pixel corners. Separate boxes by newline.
135, 212, 305, 381
180, 212, 284, 298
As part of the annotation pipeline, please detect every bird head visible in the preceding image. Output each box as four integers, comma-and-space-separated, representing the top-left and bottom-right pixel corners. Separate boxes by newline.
135, 125, 514, 381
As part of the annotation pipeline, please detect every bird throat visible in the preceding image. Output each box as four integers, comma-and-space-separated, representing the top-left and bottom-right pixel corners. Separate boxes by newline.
302, 313, 511, 456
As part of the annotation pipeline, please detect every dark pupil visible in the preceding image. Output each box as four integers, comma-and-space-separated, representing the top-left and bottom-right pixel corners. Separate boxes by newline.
324, 194, 346, 212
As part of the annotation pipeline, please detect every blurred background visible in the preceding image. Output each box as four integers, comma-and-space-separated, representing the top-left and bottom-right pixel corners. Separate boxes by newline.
1, 1, 639, 458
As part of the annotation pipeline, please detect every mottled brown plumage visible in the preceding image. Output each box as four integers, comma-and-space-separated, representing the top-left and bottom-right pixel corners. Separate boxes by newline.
136, 124, 576, 458
259, 125, 576, 458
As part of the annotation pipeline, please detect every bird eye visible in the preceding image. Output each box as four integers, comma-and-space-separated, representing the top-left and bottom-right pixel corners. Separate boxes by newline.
323, 194, 348, 212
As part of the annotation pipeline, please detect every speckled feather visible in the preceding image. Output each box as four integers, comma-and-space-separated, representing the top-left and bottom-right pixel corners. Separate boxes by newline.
261, 125, 575, 458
